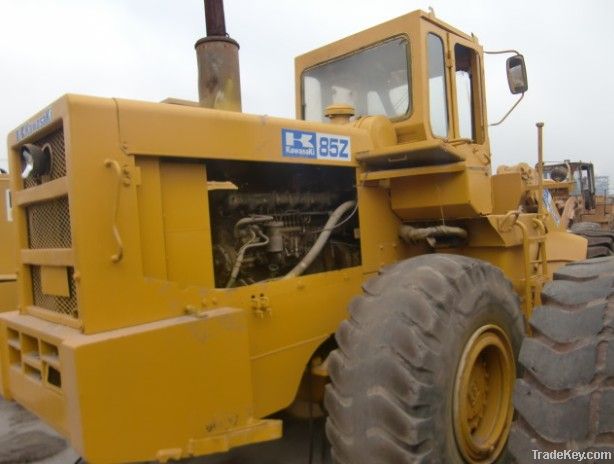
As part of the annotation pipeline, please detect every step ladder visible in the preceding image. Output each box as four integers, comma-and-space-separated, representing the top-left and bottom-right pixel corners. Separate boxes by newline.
515, 217, 548, 321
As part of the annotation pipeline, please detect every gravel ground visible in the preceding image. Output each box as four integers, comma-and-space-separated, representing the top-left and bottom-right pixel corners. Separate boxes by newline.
0, 396, 329, 464
0, 397, 78, 464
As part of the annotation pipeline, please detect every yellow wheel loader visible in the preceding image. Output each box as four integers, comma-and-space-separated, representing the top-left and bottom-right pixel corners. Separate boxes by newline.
1, 2, 611, 463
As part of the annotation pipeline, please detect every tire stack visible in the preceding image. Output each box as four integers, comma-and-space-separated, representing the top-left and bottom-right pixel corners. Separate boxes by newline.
570, 222, 614, 258
510, 257, 614, 463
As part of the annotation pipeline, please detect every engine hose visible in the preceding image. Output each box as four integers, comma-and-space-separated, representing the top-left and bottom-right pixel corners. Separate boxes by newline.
226, 229, 270, 288
399, 224, 467, 246
283, 200, 356, 279
233, 215, 274, 237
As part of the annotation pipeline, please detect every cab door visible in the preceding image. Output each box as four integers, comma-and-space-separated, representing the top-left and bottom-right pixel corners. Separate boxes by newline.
447, 34, 487, 148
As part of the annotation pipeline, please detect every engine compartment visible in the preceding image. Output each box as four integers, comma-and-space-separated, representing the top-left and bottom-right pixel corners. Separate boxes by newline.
206, 160, 360, 287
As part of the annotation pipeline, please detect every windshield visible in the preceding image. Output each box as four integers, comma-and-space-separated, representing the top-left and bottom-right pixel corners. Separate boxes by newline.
302, 37, 410, 122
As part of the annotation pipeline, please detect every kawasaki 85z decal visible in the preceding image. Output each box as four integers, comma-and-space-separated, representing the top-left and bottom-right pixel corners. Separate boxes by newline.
282, 129, 351, 161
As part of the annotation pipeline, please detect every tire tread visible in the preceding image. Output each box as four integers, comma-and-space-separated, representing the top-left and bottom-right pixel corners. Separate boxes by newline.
510, 256, 614, 461
326, 254, 523, 463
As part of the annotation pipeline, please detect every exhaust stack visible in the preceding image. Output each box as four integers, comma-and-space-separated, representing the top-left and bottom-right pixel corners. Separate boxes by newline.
195, 0, 242, 111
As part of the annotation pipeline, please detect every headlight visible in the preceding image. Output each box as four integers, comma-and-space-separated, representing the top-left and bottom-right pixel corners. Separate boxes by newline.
20, 144, 50, 179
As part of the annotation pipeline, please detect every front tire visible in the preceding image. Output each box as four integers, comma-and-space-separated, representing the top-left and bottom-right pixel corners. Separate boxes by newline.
510, 257, 614, 462
325, 254, 524, 463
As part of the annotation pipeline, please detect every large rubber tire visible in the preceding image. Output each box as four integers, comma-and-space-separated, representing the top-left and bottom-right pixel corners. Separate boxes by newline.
584, 233, 614, 258
570, 223, 614, 258
570, 222, 601, 233
510, 257, 614, 462
325, 254, 524, 464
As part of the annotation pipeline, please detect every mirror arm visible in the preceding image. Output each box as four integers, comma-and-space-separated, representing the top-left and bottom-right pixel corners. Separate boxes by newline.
484, 49, 527, 126
489, 92, 525, 127
484, 49, 522, 56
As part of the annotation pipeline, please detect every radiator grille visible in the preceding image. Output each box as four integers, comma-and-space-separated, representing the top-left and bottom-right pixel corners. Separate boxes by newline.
21, 125, 78, 321
31, 266, 78, 319
26, 196, 72, 249
24, 128, 66, 188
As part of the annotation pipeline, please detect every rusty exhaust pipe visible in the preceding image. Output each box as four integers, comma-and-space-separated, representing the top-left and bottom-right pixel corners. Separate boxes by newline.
195, 0, 242, 111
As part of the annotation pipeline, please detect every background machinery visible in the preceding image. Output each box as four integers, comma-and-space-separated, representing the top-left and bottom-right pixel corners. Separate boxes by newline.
544, 160, 614, 257
545, 161, 597, 217
1, 2, 611, 464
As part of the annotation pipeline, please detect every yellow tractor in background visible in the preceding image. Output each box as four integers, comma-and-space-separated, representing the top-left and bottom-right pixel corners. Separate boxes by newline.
1, 2, 612, 463
544, 160, 614, 257
0, 172, 17, 312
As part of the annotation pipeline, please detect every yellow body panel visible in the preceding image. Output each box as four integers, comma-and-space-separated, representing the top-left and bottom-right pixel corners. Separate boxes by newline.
390, 167, 492, 219
0, 174, 18, 313
1, 308, 281, 463
0, 176, 17, 404
0, 282, 17, 315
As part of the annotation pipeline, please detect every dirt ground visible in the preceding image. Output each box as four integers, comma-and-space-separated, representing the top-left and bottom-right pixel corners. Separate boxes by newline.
0, 396, 330, 464
0, 397, 78, 464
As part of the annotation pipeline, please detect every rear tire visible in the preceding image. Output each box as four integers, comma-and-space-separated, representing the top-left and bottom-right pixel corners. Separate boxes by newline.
325, 254, 524, 463
570, 222, 614, 258
509, 257, 614, 462
570, 221, 601, 233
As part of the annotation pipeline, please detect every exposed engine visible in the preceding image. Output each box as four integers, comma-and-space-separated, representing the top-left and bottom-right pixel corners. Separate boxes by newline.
207, 160, 360, 287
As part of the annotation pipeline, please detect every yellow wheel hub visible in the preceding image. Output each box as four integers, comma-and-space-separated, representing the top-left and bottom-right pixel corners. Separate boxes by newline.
454, 325, 515, 463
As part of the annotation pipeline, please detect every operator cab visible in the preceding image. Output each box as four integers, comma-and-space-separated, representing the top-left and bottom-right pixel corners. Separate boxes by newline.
295, 10, 527, 169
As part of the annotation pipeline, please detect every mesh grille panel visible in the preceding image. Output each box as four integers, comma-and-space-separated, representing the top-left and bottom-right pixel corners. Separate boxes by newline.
24, 128, 66, 188
31, 266, 78, 319
21, 126, 78, 321
26, 196, 72, 249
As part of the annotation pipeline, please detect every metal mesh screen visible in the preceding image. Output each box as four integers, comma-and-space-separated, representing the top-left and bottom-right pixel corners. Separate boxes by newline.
21, 126, 79, 321
26, 196, 72, 249
24, 128, 66, 188
30, 266, 78, 319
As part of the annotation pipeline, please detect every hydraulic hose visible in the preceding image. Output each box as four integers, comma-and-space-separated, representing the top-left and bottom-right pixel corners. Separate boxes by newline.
399, 224, 467, 246
233, 215, 274, 237
283, 200, 356, 279
226, 228, 270, 288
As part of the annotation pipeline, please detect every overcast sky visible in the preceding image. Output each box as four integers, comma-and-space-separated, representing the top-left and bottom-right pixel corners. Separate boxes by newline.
1, 0, 612, 189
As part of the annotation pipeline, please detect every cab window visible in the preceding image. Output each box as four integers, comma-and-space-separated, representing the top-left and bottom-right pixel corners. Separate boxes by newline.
455, 43, 479, 141
303, 37, 410, 122
427, 33, 448, 138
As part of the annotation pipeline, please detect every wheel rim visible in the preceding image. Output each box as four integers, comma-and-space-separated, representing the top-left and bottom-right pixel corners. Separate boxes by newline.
453, 324, 515, 463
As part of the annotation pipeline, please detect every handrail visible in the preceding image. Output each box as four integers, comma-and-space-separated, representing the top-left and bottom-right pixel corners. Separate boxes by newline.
104, 159, 125, 263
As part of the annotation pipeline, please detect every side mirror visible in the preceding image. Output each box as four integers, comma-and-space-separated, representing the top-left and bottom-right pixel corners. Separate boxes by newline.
506, 55, 528, 94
